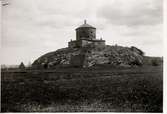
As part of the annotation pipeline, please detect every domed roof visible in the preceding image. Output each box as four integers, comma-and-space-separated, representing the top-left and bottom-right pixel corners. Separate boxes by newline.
76, 20, 96, 29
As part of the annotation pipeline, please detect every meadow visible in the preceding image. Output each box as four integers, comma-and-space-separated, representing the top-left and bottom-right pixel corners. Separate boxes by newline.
1, 65, 163, 112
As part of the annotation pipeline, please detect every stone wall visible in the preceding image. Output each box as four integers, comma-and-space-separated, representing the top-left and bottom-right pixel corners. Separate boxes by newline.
93, 41, 105, 47
68, 40, 77, 48
68, 39, 105, 48
76, 27, 96, 40
70, 54, 85, 67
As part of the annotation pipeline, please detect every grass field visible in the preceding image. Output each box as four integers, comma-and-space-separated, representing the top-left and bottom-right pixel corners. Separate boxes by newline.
1, 65, 163, 112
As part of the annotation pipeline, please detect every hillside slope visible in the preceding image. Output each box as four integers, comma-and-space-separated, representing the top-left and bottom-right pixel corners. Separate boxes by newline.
32, 45, 144, 68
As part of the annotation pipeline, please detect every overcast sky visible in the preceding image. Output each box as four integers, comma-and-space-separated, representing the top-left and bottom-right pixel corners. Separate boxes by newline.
1, 0, 163, 65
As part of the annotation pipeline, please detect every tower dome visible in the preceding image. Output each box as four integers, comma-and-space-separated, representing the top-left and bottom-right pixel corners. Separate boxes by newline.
76, 20, 95, 29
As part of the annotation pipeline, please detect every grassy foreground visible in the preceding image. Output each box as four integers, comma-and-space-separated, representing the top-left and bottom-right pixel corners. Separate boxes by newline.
1, 66, 163, 112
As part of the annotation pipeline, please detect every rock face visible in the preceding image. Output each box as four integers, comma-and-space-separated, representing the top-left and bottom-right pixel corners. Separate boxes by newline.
32, 45, 144, 68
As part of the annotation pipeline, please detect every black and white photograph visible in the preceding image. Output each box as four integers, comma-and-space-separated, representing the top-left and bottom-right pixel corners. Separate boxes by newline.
1, 0, 164, 112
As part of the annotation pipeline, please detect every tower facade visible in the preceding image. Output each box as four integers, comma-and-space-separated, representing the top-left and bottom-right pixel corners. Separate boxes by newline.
68, 20, 105, 48
76, 20, 96, 40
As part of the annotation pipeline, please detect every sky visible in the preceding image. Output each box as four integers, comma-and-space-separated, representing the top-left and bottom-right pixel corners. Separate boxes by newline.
1, 0, 163, 65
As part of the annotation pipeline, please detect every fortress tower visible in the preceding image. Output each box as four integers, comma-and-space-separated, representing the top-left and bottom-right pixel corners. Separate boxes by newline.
76, 20, 96, 40
68, 20, 105, 48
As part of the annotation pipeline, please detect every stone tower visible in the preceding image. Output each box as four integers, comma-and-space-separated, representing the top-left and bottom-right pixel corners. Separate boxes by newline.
76, 20, 96, 40
68, 20, 105, 48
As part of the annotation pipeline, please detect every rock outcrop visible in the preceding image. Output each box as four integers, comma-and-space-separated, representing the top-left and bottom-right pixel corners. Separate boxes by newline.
32, 45, 144, 68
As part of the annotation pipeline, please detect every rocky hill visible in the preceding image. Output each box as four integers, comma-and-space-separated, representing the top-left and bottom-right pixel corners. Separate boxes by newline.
32, 45, 145, 68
